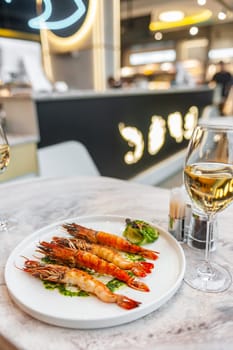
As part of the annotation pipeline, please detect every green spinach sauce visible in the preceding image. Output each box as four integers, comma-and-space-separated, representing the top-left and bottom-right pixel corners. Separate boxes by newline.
41, 252, 141, 297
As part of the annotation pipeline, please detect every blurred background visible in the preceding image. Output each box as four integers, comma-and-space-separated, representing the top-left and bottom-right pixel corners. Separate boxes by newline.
0, 0, 232, 91
0, 0, 232, 186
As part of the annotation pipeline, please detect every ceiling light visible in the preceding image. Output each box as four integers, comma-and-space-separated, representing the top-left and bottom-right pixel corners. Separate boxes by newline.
149, 9, 212, 31
154, 32, 163, 40
218, 11, 226, 20
159, 11, 184, 23
189, 26, 199, 35
197, 0, 206, 6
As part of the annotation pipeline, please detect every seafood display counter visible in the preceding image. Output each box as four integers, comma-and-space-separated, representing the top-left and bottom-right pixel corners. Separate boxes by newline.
0, 176, 232, 350
34, 86, 213, 182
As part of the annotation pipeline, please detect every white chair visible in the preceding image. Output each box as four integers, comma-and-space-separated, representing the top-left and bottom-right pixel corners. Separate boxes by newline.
201, 105, 219, 119
37, 141, 100, 177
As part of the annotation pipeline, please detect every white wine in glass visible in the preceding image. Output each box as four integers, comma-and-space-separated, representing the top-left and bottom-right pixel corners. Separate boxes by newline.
0, 124, 11, 230
183, 123, 233, 292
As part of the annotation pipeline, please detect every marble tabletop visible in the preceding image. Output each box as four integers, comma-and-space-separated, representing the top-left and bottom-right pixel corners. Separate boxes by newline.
0, 176, 232, 350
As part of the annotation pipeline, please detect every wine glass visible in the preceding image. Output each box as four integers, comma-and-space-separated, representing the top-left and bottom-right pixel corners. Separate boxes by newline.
183, 123, 233, 292
0, 122, 10, 231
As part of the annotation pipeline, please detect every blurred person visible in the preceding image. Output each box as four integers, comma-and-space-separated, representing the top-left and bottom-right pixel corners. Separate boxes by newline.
211, 61, 232, 115
107, 76, 122, 89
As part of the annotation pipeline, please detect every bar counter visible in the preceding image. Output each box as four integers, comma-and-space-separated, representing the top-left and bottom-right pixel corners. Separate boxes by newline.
0, 176, 232, 350
34, 86, 213, 181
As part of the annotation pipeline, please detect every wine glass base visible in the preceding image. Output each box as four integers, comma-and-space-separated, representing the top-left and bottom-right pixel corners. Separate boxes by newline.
184, 259, 232, 293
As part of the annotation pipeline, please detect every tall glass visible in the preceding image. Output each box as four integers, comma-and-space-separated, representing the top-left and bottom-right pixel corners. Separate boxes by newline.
183, 123, 233, 292
0, 123, 10, 231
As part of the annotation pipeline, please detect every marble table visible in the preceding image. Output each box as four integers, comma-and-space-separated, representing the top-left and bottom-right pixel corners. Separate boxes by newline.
0, 176, 232, 350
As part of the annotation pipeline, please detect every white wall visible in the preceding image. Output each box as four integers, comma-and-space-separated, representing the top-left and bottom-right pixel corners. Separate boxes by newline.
0, 37, 52, 92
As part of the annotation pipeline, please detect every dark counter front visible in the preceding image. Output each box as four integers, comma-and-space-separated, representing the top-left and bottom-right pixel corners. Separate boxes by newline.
35, 88, 213, 179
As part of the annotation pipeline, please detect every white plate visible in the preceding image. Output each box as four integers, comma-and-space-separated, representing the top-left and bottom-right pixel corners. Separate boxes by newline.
4, 215, 185, 329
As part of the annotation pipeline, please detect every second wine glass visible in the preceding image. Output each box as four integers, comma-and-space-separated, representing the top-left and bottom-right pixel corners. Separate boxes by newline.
0, 123, 11, 231
183, 123, 233, 293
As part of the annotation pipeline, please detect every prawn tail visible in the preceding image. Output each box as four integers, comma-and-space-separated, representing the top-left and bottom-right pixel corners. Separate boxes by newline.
131, 266, 147, 277
116, 295, 141, 310
140, 249, 160, 260
131, 261, 154, 276
127, 278, 150, 292
138, 261, 154, 273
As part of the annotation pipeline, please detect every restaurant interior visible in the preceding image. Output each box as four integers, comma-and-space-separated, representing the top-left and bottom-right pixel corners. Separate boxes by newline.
0, 0, 232, 185
0, 1, 233, 349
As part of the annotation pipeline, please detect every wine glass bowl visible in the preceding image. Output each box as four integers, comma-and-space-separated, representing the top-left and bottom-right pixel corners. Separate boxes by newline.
183, 123, 233, 292
0, 143, 10, 174
184, 162, 233, 215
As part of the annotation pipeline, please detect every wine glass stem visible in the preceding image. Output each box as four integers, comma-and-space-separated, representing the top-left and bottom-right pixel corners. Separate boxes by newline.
205, 217, 210, 262
203, 214, 215, 274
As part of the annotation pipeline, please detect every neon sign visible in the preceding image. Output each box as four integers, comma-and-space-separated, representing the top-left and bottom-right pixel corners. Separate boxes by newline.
119, 106, 198, 165
38, 0, 96, 53
28, 0, 86, 30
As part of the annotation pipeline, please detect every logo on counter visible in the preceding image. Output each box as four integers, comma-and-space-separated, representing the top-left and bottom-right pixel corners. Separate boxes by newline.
119, 106, 198, 165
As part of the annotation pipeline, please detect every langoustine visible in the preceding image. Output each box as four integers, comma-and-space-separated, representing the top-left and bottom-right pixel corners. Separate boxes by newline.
22, 260, 141, 310
52, 236, 154, 277
37, 241, 150, 292
62, 223, 159, 260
